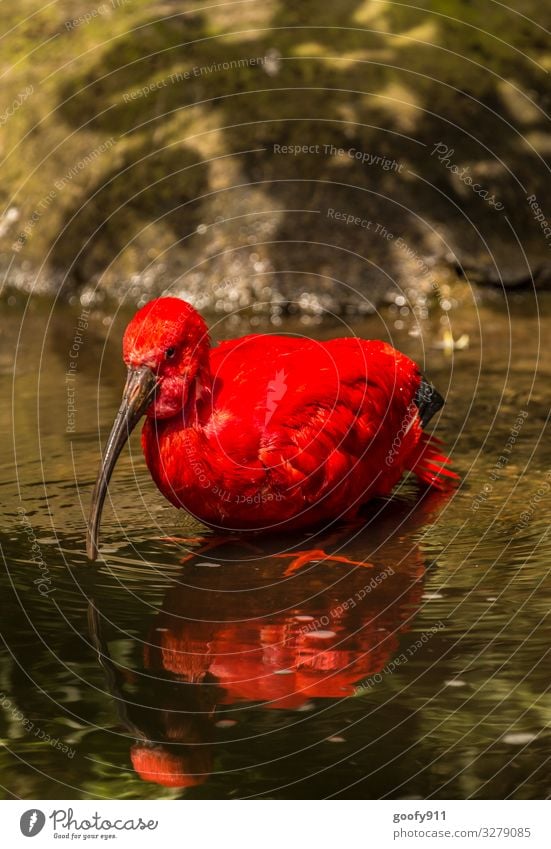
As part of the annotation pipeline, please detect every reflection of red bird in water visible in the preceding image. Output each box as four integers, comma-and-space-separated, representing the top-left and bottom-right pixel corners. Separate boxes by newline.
87, 298, 458, 558
89, 494, 450, 789
144, 569, 421, 710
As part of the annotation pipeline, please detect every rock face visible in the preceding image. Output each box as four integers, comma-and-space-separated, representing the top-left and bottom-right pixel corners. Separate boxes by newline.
1, 1, 550, 312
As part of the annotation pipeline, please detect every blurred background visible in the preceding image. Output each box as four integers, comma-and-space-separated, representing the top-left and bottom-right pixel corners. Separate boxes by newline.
1, 0, 551, 310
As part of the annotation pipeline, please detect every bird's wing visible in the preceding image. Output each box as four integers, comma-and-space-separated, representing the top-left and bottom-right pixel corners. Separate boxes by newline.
263, 337, 425, 497
208, 335, 433, 497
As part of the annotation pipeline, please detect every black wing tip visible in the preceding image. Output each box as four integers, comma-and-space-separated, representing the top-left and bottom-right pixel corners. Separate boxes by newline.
414, 376, 444, 428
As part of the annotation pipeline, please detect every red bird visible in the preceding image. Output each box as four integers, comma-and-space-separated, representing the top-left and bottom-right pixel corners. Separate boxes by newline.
87, 297, 457, 559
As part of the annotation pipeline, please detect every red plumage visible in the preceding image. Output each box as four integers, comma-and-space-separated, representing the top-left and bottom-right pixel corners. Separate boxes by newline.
87, 297, 458, 557
127, 299, 457, 532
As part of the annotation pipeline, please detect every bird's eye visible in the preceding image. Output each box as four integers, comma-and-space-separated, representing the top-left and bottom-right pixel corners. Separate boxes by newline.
165, 346, 176, 360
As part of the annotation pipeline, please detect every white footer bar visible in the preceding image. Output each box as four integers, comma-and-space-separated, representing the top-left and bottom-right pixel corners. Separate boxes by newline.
3, 799, 549, 848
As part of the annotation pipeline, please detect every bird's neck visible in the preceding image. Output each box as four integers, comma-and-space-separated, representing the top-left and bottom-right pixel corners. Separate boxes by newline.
143, 355, 218, 508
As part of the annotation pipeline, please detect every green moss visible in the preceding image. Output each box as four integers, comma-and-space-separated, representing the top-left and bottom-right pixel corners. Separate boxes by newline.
1, 0, 550, 298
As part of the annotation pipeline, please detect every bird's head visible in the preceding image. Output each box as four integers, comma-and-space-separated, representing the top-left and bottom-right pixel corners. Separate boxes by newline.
122, 297, 210, 419
87, 297, 210, 560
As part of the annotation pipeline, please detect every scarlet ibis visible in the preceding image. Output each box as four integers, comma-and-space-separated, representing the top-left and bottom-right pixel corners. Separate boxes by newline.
87, 297, 457, 559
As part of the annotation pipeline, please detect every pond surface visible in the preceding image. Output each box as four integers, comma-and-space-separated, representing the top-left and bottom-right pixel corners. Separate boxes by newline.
1, 287, 550, 799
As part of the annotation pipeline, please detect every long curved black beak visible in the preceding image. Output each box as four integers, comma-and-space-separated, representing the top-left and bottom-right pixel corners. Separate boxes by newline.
86, 366, 158, 561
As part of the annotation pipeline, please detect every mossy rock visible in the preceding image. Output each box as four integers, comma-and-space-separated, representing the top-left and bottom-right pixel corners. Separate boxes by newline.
1, 0, 550, 310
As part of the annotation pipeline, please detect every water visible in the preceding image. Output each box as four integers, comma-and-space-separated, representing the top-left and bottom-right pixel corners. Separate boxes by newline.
1, 288, 550, 799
